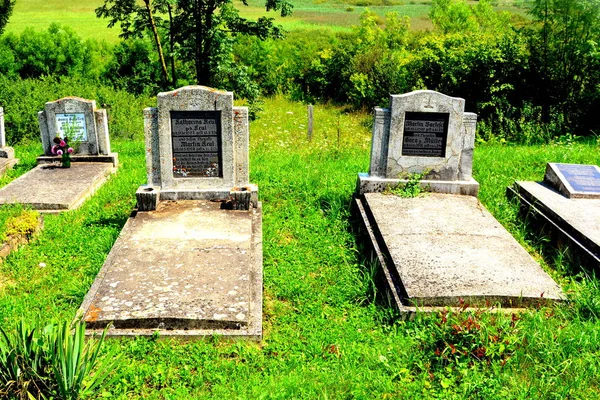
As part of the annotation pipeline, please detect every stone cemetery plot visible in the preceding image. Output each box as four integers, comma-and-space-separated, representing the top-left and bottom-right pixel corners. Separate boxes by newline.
509, 163, 600, 269
79, 86, 262, 340
354, 90, 563, 315
0, 97, 118, 212
0, 107, 18, 175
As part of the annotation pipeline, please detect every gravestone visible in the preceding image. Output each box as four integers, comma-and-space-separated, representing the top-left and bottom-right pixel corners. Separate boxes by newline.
79, 86, 262, 340
357, 90, 479, 196
510, 163, 600, 269
0, 97, 117, 212
0, 107, 18, 174
354, 90, 563, 315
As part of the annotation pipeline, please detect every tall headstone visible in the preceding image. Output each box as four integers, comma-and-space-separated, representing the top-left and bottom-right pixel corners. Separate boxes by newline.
138, 86, 255, 209
37, 97, 116, 165
358, 90, 479, 196
0, 107, 18, 172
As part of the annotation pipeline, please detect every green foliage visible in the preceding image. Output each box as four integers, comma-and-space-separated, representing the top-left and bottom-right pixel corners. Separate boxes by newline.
0, 0, 15, 36
0, 320, 118, 399
0, 23, 107, 80
0, 75, 152, 144
2, 209, 39, 243
385, 171, 429, 197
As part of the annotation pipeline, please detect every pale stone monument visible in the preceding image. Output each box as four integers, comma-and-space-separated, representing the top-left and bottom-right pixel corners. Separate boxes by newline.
0, 107, 18, 174
354, 90, 563, 315
0, 97, 117, 211
510, 163, 600, 269
137, 86, 255, 210
357, 90, 479, 196
79, 86, 263, 340
37, 97, 117, 164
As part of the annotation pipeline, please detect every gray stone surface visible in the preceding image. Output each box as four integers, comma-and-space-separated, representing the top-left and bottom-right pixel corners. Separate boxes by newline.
361, 90, 478, 196
512, 181, 600, 264
544, 163, 600, 199
79, 200, 263, 339
0, 163, 115, 211
38, 97, 111, 156
0, 107, 17, 173
360, 192, 563, 308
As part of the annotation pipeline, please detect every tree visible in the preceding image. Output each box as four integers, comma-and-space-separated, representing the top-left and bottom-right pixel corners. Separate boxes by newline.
97, 0, 292, 89
0, 0, 16, 36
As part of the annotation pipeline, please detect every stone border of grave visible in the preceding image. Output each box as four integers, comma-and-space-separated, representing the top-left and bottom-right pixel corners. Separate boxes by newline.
36, 97, 118, 167
0, 107, 19, 174
508, 180, 600, 270
357, 90, 479, 197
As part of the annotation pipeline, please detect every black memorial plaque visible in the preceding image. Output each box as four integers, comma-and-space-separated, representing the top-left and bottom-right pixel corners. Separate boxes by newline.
401, 112, 449, 157
556, 164, 600, 194
171, 110, 222, 178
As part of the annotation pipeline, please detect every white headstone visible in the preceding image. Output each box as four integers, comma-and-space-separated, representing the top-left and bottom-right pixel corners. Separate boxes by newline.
38, 97, 111, 156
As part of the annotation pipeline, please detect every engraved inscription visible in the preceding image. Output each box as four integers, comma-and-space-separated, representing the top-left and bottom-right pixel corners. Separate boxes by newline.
55, 113, 88, 141
402, 112, 449, 157
171, 111, 222, 178
557, 164, 600, 193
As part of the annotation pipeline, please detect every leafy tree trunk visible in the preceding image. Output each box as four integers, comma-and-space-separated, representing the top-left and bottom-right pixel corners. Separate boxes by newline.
143, 0, 170, 85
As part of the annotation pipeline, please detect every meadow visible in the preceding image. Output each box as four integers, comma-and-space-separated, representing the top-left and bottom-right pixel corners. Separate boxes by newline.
1, 0, 600, 398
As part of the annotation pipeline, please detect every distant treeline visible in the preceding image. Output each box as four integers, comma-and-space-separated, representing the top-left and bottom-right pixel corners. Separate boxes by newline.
0, 0, 598, 143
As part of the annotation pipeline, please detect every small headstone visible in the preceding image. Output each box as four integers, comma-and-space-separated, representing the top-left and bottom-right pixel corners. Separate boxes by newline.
0, 107, 18, 173
545, 163, 600, 199
358, 90, 478, 196
37, 97, 116, 165
0, 97, 117, 211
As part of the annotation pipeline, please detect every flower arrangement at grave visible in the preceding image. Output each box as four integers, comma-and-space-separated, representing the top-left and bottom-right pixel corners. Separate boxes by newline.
51, 136, 74, 168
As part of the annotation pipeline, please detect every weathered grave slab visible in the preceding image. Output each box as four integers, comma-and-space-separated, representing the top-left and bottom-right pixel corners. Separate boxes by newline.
510, 179, 600, 268
82, 86, 262, 339
355, 90, 562, 315
357, 192, 563, 311
79, 200, 262, 339
0, 107, 18, 174
0, 163, 115, 211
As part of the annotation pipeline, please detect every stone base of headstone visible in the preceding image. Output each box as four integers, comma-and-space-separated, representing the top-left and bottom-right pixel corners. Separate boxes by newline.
136, 185, 160, 211
353, 192, 563, 316
78, 200, 263, 340
356, 173, 479, 197
0, 162, 116, 212
508, 181, 600, 270
37, 152, 118, 167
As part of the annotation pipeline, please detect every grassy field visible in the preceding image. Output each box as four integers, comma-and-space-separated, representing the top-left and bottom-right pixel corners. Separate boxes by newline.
6, 0, 528, 40
1, 96, 600, 398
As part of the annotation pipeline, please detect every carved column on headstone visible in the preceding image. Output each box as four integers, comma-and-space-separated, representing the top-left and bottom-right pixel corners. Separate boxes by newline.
233, 107, 249, 187
0, 107, 15, 159
94, 109, 111, 155
143, 107, 160, 187
459, 112, 477, 181
369, 108, 390, 178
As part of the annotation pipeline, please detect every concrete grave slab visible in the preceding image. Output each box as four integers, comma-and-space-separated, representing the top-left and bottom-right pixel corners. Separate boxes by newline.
81, 86, 262, 339
0, 107, 18, 175
509, 180, 600, 269
79, 200, 262, 339
0, 163, 115, 212
356, 192, 563, 314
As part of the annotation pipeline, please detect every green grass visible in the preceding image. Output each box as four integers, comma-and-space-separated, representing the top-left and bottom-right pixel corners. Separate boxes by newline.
4, 0, 528, 40
1, 96, 600, 397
